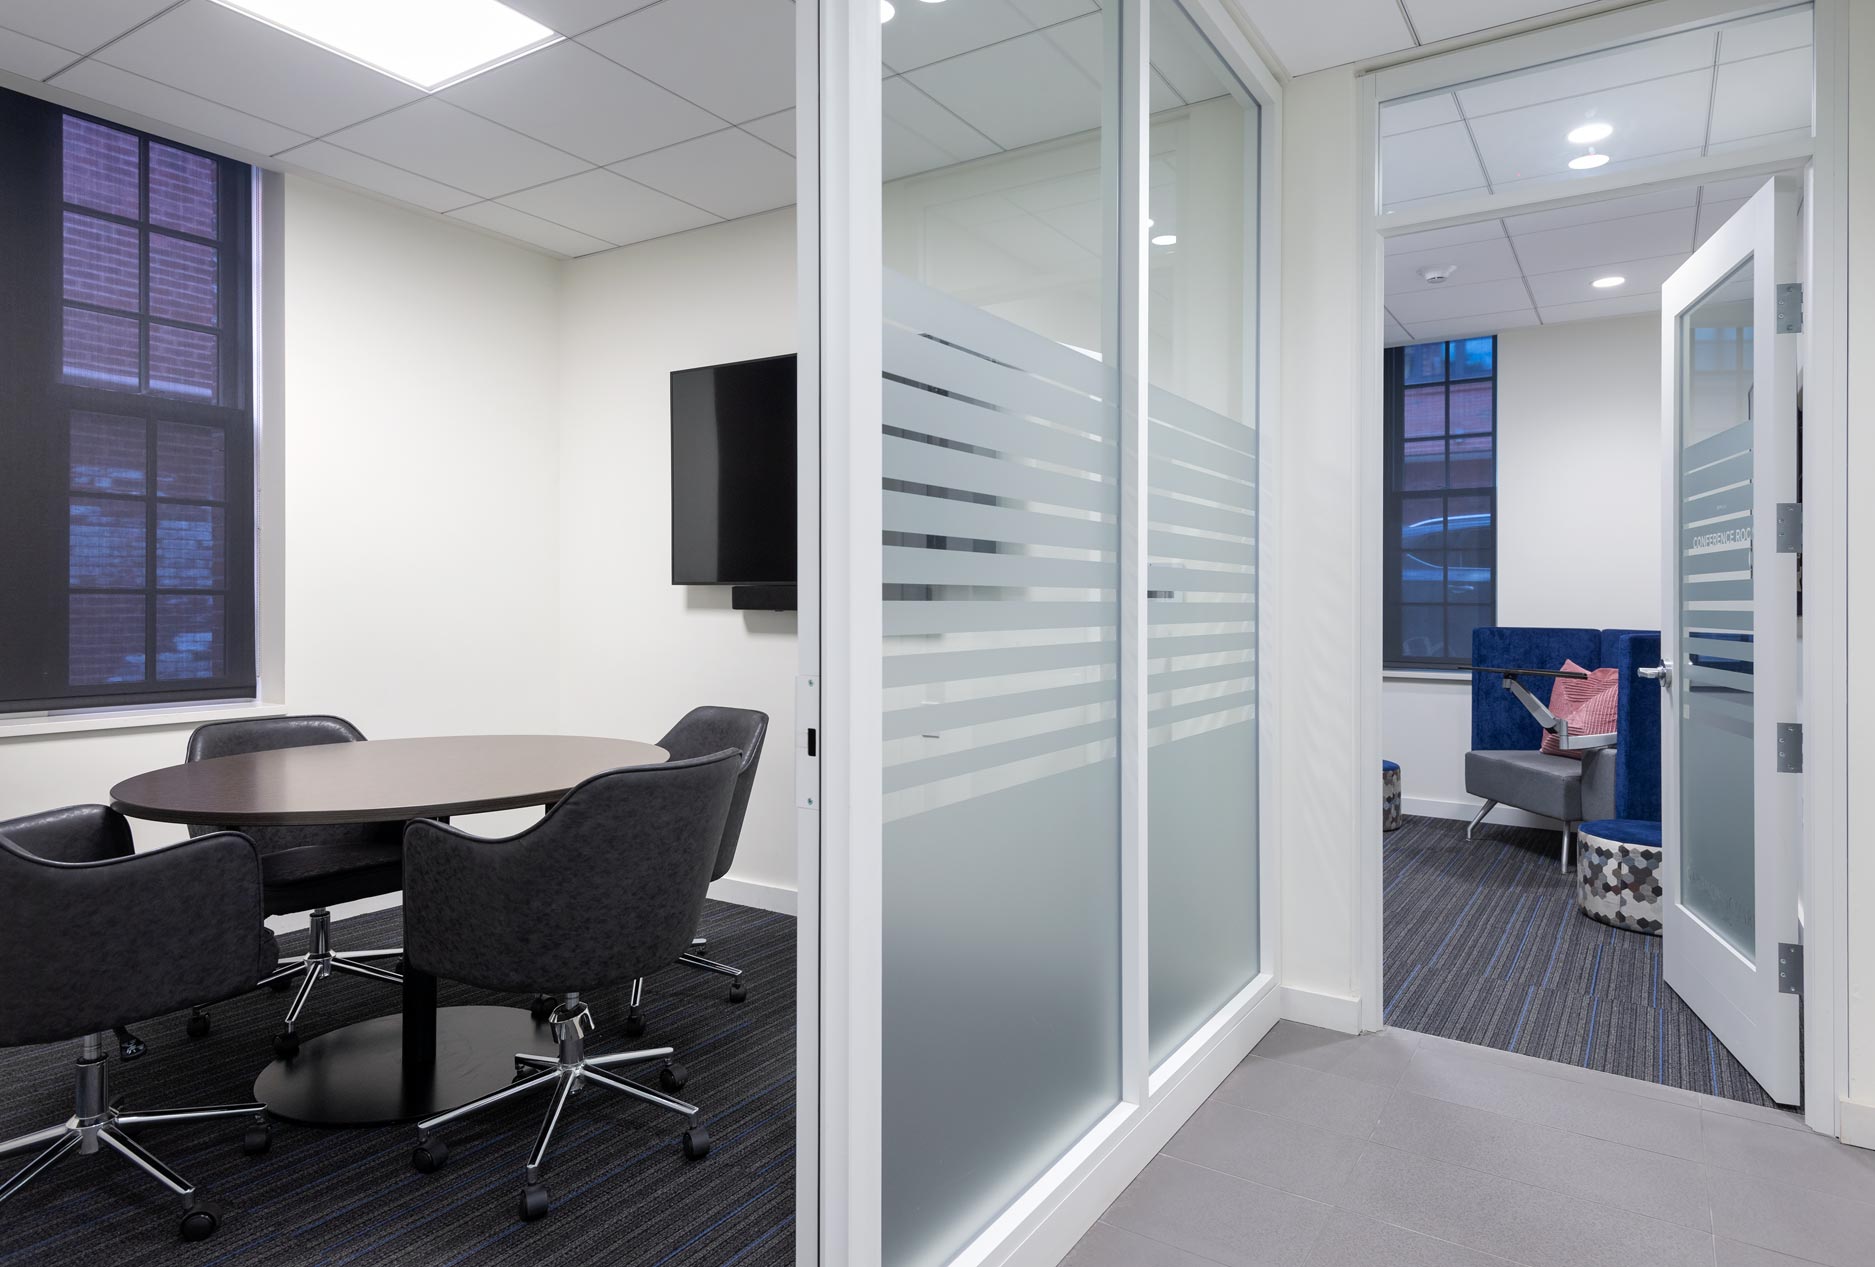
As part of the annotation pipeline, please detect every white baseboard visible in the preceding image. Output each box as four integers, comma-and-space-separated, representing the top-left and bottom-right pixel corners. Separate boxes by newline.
1280, 984, 1363, 1034
1838, 1097, 1875, 1149
708, 874, 797, 915
1402, 795, 1559, 831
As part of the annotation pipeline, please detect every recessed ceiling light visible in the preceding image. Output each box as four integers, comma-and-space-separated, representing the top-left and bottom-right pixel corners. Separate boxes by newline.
209, 0, 559, 92
1151, 234, 1177, 246
920, 0, 949, 4
1592, 275, 1626, 288
1568, 153, 1611, 170
882, 0, 895, 18
1567, 122, 1613, 145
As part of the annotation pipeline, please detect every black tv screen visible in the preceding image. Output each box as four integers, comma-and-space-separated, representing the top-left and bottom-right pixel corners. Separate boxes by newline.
670, 353, 797, 585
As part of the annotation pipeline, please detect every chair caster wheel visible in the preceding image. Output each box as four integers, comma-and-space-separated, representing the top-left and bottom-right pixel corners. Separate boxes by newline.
271, 1031, 301, 1060
728, 982, 748, 1003
519, 1182, 551, 1221
659, 1062, 688, 1092
411, 1137, 449, 1173
528, 994, 555, 1021
242, 1123, 271, 1155
623, 1014, 646, 1038
178, 1198, 222, 1241
682, 1126, 711, 1160
187, 1011, 212, 1039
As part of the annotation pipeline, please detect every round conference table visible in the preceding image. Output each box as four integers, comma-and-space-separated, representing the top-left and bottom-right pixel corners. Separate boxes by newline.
110, 734, 669, 1127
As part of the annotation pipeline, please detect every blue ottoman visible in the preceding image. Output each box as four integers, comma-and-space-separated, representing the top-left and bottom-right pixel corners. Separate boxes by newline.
1382, 760, 1402, 832
1576, 819, 1664, 934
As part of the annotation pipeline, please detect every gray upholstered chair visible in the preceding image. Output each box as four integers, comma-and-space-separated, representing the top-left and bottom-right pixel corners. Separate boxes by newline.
186, 715, 405, 1058
403, 750, 740, 1223
0, 806, 276, 1241
613, 706, 768, 1037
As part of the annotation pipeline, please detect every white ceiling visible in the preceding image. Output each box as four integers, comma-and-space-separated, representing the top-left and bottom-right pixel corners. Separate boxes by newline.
1382, 172, 1784, 344
1234, 0, 1617, 78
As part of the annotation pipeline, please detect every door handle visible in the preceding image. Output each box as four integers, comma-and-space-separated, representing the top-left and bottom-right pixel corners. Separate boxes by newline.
1639, 661, 1673, 687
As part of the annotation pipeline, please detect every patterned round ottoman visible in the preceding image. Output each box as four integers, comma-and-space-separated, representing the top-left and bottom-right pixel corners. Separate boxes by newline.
1382, 760, 1402, 832
1576, 819, 1664, 934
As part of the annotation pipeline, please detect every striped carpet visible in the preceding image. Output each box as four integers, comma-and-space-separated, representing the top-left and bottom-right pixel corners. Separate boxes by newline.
0, 900, 796, 1265
1382, 815, 1775, 1107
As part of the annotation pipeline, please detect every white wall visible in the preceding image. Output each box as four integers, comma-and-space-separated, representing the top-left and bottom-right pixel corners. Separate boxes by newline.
555, 209, 799, 899
0, 176, 563, 926
1383, 312, 1664, 821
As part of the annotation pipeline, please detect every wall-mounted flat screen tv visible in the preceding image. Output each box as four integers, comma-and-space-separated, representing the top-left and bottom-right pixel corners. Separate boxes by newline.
670, 353, 797, 586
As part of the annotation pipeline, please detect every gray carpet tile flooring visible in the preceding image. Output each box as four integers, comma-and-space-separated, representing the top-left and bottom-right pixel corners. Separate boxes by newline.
1382, 814, 1774, 1106
0, 900, 795, 1266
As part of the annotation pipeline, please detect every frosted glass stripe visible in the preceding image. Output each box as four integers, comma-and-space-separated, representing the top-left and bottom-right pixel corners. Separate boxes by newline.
1149, 456, 1255, 507
885, 492, 1113, 552
1147, 600, 1254, 625
1150, 661, 1256, 693
1682, 452, 1751, 498
1684, 420, 1753, 469
1149, 529, 1256, 566
1149, 632, 1260, 659
885, 545, 1114, 590
1148, 690, 1256, 729
884, 720, 1114, 792
1149, 422, 1255, 483
885, 268, 1110, 397
1684, 577, 1751, 601
1686, 665, 1755, 694
886, 437, 1113, 514
885, 680, 1116, 740
1148, 493, 1254, 537
1681, 520, 1751, 551
1687, 636, 1754, 661
885, 326, 1107, 438
886, 379, 1116, 475
1148, 385, 1254, 455
884, 639, 1116, 687
1682, 547, 1752, 577
886, 600, 1114, 637
1147, 564, 1254, 594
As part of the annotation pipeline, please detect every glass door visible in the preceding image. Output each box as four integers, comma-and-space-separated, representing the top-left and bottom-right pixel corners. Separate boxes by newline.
1657, 175, 1801, 1105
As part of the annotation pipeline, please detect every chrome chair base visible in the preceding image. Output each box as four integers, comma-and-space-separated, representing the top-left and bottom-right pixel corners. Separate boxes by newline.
618, 935, 746, 1037
0, 1034, 268, 1240
247, 908, 402, 1058
411, 996, 708, 1222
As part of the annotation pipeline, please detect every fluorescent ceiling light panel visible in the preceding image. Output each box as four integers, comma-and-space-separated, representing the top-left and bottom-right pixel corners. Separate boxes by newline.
209, 0, 560, 91
1568, 153, 1611, 170
1592, 275, 1626, 288
1567, 122, 1613, 144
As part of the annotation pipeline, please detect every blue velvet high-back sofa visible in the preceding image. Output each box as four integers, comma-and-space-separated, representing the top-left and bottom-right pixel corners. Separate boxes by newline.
1466, 626, 1662, 867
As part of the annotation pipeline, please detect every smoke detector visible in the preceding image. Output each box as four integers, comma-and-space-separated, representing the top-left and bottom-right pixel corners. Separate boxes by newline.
1418, 264, 1459, 284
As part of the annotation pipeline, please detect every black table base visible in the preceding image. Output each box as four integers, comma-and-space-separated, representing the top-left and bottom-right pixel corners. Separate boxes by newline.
254, 1005, 557, 1127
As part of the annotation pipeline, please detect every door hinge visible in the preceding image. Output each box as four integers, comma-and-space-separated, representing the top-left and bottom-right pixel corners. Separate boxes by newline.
1776, 722, 1803, 773
1776, 282, 1803, 333
1778, 943, 1803, 994
1776, 503, 1802, 553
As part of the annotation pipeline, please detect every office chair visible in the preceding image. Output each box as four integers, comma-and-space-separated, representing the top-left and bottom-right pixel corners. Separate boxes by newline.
403, 751, 740, 1222
0, 806, 276, 1241
186, 715, 405, 1058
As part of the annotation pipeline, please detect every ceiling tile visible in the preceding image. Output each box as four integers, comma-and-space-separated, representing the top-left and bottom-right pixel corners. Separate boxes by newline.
502, 0, 661, 37
278, 140, 478, 213
1700, 174, 1777, 202
1537, 292, 1662, 325
1380, 121, 1487, 206
1500, 184, 1696, 236
1386, 236, 1522, 294
1232, 0, 1413, 77
903, 26, 1100, 152
1384, 313, 1415, 345
1381, 92, 1460, 137
610, 127, 793, 219
324, 99, 589, 199
882, 76, 1001, 180
883, 0, 1088, 73
443, 40, 721, 165
1467, 68, 1713, 190
94, 0, 421, 136
1694, 196, 1748, 249
1387, 276, 1532, 324
1051, 14, 1179, 114
447, 199, 614, 256
1455, 28, 1713, 117
1717, 7, 1812, 63
741, 110, 795, 156
1148, 0, 1237, 106
1384, 218, 1505, 255
1490, 146, 1704, 197
1707, 127, 1809, 157
1523, 250, 1687, 306
502, 167, 719, 245
1708, 47, 1811, 145
579, 0, 793, 124
0, 23, 75, 78
0, 0, 172, 56
49, 59, 310, 156
1508, 206, 1695, 273
1402, 1, 1590, 45
1407, 308, 1540, 342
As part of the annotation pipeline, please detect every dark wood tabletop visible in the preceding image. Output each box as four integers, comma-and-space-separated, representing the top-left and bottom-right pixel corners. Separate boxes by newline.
109, 734, 669, 826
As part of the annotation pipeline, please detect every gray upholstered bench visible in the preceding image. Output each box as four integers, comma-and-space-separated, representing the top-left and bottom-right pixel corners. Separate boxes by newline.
1382, 761, 1402, 831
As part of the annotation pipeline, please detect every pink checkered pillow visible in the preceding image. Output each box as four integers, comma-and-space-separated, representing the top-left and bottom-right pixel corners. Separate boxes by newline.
1539, 659, 1620, 759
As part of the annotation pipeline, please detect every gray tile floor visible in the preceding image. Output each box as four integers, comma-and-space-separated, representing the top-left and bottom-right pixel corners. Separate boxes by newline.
1065, 1021, 1875, 1267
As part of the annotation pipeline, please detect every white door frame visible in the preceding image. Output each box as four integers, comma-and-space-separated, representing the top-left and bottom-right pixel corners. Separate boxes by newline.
1349, 0, 1850, 1139
800, 0, 1288, 1262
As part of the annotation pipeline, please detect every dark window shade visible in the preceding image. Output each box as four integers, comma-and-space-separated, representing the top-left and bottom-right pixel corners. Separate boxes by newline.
1383, 336, 1497, 670
0, 87, 255, 711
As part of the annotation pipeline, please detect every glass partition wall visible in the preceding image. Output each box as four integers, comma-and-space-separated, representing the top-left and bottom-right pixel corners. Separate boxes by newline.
864, 2, 1268, 1263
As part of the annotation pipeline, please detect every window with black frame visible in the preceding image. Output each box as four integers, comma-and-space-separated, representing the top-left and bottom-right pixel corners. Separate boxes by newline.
0, 88, 256, 712
1383, 336, 1496, 670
